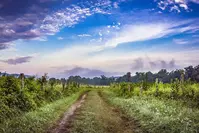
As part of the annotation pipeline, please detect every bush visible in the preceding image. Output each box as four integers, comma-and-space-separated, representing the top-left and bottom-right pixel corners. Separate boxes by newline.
110, 79, 199, 106
0, 75, 80, 122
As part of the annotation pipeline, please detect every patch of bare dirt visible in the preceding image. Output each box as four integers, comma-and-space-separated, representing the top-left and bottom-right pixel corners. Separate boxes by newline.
98, 91, 143, 133
48, 93, 87, 133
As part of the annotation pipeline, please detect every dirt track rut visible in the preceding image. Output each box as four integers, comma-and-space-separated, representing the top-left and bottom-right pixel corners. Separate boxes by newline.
48, 91, 139, 133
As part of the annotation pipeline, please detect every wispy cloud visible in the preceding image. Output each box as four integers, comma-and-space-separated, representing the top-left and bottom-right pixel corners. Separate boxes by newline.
173, 38, 199, 45
0, 0, 125, 48
0, 42, 17, 51
39, 0, 116, 35
39, 19, 199, 70
78, 34, 91, 37
155, 0, 199, 12
57, 37, 64, 40
61, 66, 120, 77
0, 43, 10, 50
1, 56, 33, 65
131, 57, 177, 71
173, 38, 189, 44
32, 36, 48, 41
102, 19, 198, 49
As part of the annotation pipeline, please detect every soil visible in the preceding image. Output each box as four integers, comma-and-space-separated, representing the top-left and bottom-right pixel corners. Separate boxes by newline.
48, 93, 87, 133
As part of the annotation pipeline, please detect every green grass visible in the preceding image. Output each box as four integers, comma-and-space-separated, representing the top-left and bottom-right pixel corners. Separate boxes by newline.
70, 91, 138, 133
103, 90, 199, 133
70, 91, 107, 133
0, 91, 84, 133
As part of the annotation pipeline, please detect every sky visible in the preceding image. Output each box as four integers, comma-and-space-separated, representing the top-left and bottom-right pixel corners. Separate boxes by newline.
0, 0, 199, 78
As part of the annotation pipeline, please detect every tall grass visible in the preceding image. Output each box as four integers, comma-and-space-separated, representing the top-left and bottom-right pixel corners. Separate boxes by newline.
0, 91, 84, 133
103, 90, 199, 133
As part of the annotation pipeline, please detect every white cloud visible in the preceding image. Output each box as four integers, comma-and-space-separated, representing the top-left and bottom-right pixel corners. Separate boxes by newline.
156, 0, 199, 12
99, 32, 103, 36
173, 39, 189, 44
36, 20, 198, 69
0, 42, 17, 52
39, 0, 129, 35
32, 36, 48, 41
179, 3, 188, 10
113, 2, 119, 8
173, 38, 199, 44
170, 5, 181, 12
78, 34, 91, 37
103, 20, 198, 48
3, 46, 199, 76
189, 0, 199, 3
3, 10, 198, 76
39, 0, 117, 35
104, 24, 167, 48
57, 37, 64, 40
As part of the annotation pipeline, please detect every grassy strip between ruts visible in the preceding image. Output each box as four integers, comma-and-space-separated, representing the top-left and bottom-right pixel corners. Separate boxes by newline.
102, 90, 199, 133
70, 91, 139, 133
0, 89, 87, 133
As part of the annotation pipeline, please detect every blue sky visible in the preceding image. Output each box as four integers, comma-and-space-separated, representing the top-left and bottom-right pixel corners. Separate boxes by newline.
0, 0, 199, 77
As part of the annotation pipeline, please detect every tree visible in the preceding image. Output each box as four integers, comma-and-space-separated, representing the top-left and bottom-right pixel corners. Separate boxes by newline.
127, 72, 131, 82
100, 75, 108, 85
38, 73, 48, 90
156, 69, 168, 82
185, 66, 194, 80
19, 73, 25, 91
180, 70, 185, 95
61, 78, 67, 91
2, 72, 6, 77
49, 78, 56, 88
155, 78, 159, 96
193, 65, 199, 82
126, 72, 131, 92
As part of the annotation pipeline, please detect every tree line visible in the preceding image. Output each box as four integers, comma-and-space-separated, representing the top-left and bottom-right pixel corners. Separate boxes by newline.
64, 65, 199, 85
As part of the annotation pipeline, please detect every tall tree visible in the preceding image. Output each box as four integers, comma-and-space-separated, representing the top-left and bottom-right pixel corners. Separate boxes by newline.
126, 72, 131, 92
38, 73, 48, 90
49, 78, 56, 88
19, 73, 25, 91
61, 78, 67, 91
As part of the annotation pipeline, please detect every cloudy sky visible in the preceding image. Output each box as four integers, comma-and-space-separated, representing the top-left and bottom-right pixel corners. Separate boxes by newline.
0, 0, 199, 77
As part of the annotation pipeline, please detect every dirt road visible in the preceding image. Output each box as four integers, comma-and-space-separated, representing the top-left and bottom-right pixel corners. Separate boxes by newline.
49, 91, 139, 133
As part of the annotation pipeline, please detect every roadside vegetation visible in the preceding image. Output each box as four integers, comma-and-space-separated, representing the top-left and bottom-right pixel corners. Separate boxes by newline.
0, 73, 87, 132
0, 92, 81, 133
1, 64, 199, 133
103, 90, 199, 133
103, 66, 199, 133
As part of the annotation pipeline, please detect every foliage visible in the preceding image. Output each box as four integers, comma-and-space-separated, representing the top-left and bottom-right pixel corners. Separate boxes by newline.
61, 65, 199, 85
103, 90, 199, 133
0, 92, 82, 133
110, 80, 199, 106
0, 74, 81, 123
